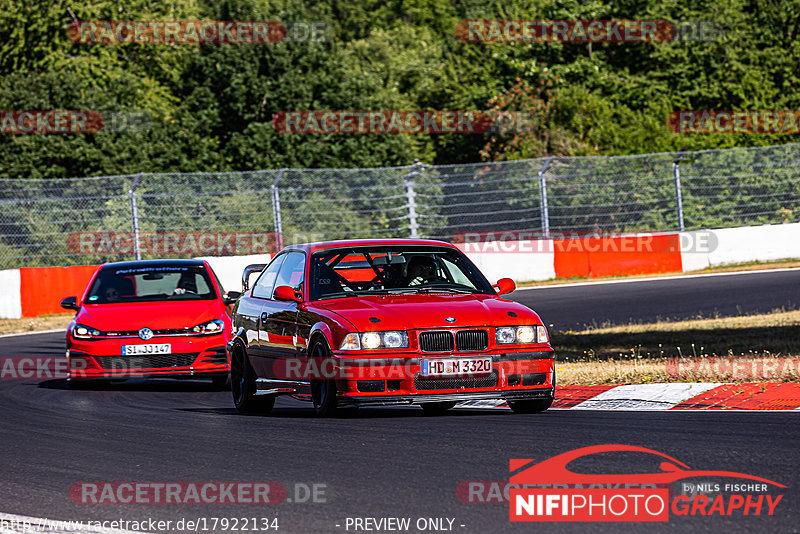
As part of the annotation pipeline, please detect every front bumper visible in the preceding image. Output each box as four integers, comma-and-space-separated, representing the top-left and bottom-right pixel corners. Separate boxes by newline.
337, 387, 554, 407
332, 350, 555, 402
67, 336, 229, 380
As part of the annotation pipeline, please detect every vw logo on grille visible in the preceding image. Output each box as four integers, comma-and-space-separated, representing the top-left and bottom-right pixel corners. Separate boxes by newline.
445, 317, 456, 323
138, 328, 154, 340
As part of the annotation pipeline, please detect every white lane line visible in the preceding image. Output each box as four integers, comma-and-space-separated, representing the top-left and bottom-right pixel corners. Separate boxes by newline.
0, 329, 63, 340
572, 383, 724, 411
514, 267, 800, 291
0, 512, 148, 534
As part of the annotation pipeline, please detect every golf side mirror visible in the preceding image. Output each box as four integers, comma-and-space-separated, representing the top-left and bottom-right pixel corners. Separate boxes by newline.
60, 296, 80, 311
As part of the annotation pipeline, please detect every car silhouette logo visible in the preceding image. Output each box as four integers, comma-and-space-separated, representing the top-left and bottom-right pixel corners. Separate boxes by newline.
138, 328, 154, 341
445, 317, 456, 323
509, 444, 786, 487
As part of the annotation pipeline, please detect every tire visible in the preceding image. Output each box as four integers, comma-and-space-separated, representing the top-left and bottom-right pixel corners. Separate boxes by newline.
230, 345, 274, 414
421, 401, 456, 415
309, 341, 345, 417
211, 374, 231, 391
508, 398, 553, 414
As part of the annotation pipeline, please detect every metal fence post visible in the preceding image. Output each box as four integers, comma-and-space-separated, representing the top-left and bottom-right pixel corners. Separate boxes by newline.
537, 156, 555, 239
673, 149, 686, 232
272, 169, 286, 250
404, 161, 421, 238
129, 173, 143, 260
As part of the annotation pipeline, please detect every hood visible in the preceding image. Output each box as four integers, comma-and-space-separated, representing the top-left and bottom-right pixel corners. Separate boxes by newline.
315, 294, 541, 332
76, 300, 224, 331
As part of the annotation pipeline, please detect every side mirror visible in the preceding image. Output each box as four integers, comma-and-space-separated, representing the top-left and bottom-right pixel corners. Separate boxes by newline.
493, 278, 516, 295
274, 285, 302, 302
60, 296, 80, 311
242, 264, 267, 291
223, 291, 241, 305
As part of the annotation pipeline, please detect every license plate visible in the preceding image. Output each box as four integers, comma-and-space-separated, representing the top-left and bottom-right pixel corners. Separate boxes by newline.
420, 357, 492, 377
121, 344, 171, 356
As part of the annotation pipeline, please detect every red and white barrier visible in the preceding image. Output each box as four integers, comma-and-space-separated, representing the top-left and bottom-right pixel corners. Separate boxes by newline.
0, 223, 798, 319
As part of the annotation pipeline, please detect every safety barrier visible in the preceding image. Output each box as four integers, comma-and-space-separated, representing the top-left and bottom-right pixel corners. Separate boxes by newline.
0, 223, 797, 319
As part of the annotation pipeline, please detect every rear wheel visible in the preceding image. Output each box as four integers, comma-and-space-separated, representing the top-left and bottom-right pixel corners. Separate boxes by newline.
230, 346, 274, 414
421, 401, 456, 415
508, 398, 552, 414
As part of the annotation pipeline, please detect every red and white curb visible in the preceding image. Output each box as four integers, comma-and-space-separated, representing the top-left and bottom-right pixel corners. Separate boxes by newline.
456, 383, 800, 411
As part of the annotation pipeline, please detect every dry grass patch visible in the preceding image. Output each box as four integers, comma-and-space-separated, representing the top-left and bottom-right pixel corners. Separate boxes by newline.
552, 309, 800, 385
0, 314, 73, 336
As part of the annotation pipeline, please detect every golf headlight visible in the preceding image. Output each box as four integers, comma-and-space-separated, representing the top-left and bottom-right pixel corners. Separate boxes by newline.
496, 325, 542, 344
191, 319, 225, 335
339, 331, 409, 350
73, 324, 104, 339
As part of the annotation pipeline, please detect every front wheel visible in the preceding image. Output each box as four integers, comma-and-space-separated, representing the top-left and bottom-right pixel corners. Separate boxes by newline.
309, 341, 348, 417
230, 346, 274, 414
508, 398, 552, 414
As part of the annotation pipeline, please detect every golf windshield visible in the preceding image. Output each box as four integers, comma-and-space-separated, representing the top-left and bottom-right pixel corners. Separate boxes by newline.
310, 246, 495, 300
86, 265, 217, 303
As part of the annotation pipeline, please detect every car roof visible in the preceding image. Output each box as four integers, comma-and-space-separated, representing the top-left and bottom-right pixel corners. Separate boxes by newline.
100, 259, 207, 270
283, 238, 456, 254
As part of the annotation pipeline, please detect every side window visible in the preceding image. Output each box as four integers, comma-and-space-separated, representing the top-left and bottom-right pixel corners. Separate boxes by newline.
273, 252, 306, 296
251, 255, 286, 299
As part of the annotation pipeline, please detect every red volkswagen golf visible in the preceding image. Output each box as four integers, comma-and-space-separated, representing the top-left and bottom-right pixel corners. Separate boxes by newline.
228, 239, 555, 416
61, 259, 239, 388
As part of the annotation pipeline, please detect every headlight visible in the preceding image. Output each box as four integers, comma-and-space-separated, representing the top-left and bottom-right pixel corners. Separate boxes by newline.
72, 324, 104, 339
191, 319, 225, 335
516, 326, 535, 343
495, 327, 516, 344
495, 325, 544, 344
339, 331, 409, 350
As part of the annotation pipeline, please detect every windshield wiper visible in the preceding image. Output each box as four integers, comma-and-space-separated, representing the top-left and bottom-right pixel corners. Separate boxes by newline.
415, 287, 476, 294
319, 289, 392, 299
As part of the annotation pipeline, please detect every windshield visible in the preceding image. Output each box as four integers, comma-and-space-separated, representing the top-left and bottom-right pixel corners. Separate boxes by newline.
310, 246, 495, 300
86, 264, 218, 304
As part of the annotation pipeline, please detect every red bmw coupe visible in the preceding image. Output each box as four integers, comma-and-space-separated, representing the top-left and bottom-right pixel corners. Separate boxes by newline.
228, 239, 555, 416
61, 259, 239, 388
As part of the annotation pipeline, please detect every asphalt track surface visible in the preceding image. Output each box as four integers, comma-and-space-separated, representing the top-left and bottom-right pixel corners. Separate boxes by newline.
513, 268, 800, 329
1, 269, 799, 534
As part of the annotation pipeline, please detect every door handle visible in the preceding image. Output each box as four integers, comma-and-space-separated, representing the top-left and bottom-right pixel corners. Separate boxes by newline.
260, 312, 268, 322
